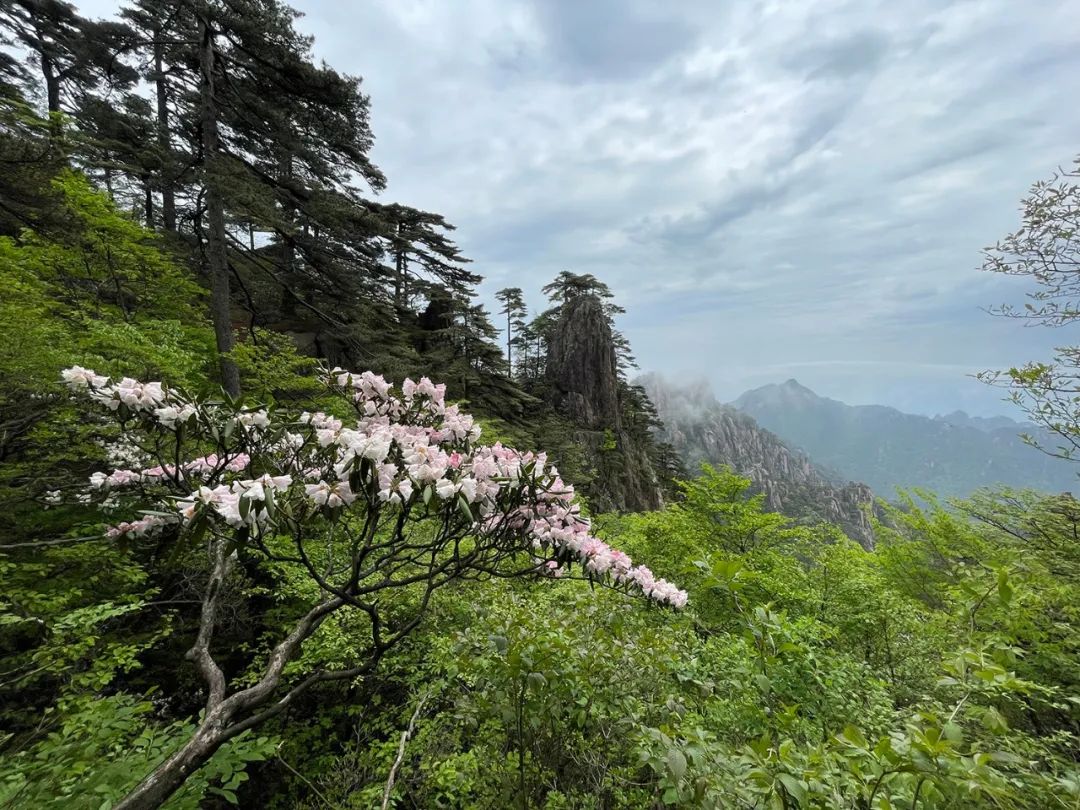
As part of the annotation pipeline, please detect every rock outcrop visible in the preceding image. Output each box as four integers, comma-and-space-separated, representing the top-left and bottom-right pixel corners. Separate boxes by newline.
546, 295, 663, 512
546, 296, 622, 430
640, 374, 879, 548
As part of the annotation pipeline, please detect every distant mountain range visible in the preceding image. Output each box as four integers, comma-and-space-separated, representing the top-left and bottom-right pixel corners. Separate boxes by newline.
639, 374, 881, 548
733, 380, 1078, 498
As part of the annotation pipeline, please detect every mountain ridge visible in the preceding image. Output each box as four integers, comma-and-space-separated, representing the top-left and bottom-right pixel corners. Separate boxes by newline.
734, 380, 1077, 498
639, 374, 881, 548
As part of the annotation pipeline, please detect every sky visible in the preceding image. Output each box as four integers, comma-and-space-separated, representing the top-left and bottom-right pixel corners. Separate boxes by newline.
82, 0, 1080, 416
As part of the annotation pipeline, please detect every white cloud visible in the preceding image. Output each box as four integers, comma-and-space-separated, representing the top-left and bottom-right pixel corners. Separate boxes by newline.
76, 0, 1080, 415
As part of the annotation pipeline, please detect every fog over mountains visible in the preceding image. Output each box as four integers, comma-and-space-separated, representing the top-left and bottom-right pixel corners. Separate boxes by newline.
733, 379, 1078, 498
639, 374, 882, 548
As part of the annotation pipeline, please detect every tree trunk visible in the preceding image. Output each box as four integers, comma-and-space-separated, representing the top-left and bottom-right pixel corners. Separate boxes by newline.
279, 154, 297, 317
113, 716, 231, 810
143, 177, 154, 228
40, 53, 62, 139
198, 15, 241, 397
41, 56, 60, 114
153, 36, 177, 232
394, 221, 407, 313
114, 585, 352, 809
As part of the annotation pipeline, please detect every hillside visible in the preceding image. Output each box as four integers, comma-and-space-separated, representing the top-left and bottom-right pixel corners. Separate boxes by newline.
639, 374, 880, 548
735, 380, 1079, 498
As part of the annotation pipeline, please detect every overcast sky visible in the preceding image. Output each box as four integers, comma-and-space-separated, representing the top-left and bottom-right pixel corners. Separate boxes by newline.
84, 0, 1080, 416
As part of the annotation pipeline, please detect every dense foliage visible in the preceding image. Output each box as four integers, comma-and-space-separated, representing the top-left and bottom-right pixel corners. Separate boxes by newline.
10, 448, 1080, 807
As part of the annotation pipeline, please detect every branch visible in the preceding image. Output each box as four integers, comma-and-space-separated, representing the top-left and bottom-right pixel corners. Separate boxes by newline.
0, 534, 109, 549
381, 691, 430, 810
186, 535, 233, 710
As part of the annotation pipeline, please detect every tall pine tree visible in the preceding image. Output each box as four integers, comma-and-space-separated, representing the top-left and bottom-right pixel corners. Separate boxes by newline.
495, 286, 527, 376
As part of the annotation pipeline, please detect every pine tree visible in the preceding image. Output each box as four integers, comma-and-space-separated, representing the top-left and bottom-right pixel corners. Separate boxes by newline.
193, 3, 239, 394
0, 22, 31, 96
536, 271, 636, 379
379, 203, 478, 314
0, 85, 65, 234
2, 0, 514, 405
495, 286, 527, 375
0, 0, 136, 134
119, 0, 394, 394
121, 0, 196, 232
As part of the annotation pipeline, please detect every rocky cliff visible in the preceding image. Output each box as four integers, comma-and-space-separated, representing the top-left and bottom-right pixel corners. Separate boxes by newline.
640, 374, 879, 548
546, 295, 664, 512
546, 295, 623, 430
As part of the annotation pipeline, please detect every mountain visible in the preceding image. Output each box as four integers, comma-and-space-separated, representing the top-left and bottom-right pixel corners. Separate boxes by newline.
933, 411, 1027, 433
734, 380, 1078, 498
639, 374, 880, 549
546, 295, 665, 512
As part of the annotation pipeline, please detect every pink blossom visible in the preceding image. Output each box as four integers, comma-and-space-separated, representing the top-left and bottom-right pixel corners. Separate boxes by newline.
106, 513, 177, 538
305, 480, 355, 508
61, 366, 109, 390
224, 454, 250, 472
70, 366, 686, 608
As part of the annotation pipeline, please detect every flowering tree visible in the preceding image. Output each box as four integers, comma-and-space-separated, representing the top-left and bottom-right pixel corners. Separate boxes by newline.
59, 365, 685, 809
979, 156, 1080, 462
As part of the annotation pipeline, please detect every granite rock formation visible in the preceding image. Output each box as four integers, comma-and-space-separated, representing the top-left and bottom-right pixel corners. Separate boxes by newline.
546, 295, 663, 512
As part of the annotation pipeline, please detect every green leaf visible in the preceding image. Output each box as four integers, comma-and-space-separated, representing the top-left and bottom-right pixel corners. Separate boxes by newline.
841, 725, 868, 749
997, 568, 1013, 605
457, 494, 473, 522
942, 722, 963, 744
776, 773, 806, 804
981, 706, 1009, 733
666, 748, 687, 781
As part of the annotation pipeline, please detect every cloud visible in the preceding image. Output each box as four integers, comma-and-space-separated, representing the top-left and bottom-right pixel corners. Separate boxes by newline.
75, 0, 1080, 416
531, 0, 698, 81
786, 28, 893, 80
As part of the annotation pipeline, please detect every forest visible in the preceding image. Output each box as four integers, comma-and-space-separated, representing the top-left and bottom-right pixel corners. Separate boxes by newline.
1, 0, 1079, 808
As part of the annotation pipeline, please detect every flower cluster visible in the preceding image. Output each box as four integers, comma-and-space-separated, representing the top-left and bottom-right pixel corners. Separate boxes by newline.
62, 366, 686, 608
176, 473, 293, 529
88, 453, 252, 490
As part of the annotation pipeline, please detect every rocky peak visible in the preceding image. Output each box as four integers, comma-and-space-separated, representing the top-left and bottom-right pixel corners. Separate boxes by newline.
545, 294, 621, 429
544, 294, 662, 513
781, 378, 819, 399
640, 373, 880, 549
737, 378, 821, 410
